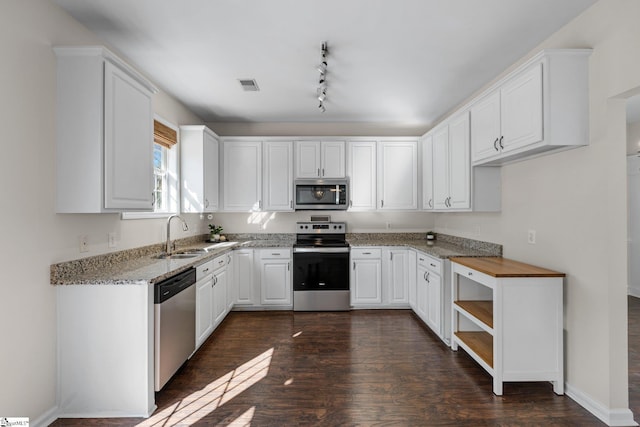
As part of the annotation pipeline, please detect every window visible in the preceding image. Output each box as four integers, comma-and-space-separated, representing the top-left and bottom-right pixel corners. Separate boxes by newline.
122, 116, 179, 219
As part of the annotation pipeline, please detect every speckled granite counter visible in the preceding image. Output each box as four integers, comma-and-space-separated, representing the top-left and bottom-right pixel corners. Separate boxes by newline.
51, 234, 296, 285
51, 232, 498, 285
347, 233, 502, 259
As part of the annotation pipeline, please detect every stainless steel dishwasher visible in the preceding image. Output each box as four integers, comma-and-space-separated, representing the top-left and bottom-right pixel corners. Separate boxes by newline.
154, 267, 196, 391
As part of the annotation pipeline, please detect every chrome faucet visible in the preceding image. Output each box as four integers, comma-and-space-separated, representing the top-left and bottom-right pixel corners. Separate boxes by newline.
166, 214, 189, 255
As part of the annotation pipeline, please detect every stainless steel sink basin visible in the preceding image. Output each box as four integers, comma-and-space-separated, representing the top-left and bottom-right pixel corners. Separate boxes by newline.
179, 249, 209, 255
154, 253, 200, 259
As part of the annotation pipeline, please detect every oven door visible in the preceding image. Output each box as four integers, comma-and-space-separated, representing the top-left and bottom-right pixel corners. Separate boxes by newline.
293, 247, 350, 291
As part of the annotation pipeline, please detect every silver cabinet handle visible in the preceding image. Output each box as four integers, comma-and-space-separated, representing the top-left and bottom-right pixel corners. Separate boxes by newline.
317, 168, 320, 177
428, 199, 433, 208
287, 262, 290, 271
381, 200, 384, 208
290, 200, 293, 209
205, 199, 209, 208
259, 200, 262, 209
202, 268, 209, 274
493, 138, 499, 151
499, 136, 504, 150
430, 263, 436, 268
468, 272, 473, 276
423, 272, 427, 281
322, 168, 325, 176
362, 252, 372, 255
353, 261, 356, 270
349, 200, 353, 208
151, 192, 155, 207
390, 252, 393, 261
426, 271, 430, 283
272, 253, 281, 256
419, 258, 425, 261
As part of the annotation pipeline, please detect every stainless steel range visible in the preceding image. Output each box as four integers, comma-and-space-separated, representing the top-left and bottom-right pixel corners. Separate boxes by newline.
293, 219, 350, 311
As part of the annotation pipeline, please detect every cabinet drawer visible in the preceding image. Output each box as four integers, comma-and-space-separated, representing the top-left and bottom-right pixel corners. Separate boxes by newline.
212, 254, 227, 271
351, 248, 382, 259
259, 248, 291, 260
452, 262, 494, 288
417, 252, 442, 275
197, 260, 214, 280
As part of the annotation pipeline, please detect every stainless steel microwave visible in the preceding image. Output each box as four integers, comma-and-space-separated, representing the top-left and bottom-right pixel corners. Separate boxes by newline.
294, 178, 349, 210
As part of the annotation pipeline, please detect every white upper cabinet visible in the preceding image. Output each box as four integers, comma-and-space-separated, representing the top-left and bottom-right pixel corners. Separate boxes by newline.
432, 125, 451, 210
295, 140, 346, 178
448, 112, 471, 210
222, 140, 262, 211
421, 135, 434, 210
55, 46, 157, 213
263, 141, 294, 211
470, 49, 591, 165
347, 140, 377, 211
181, 126, 219, 213
377, 139, 418, 210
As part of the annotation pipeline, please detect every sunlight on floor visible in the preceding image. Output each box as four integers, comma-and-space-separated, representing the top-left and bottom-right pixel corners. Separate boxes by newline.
137, 348, 273, 426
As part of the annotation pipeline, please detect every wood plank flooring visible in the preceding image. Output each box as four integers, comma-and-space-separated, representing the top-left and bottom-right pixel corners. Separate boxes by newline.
52, 310, 605, 426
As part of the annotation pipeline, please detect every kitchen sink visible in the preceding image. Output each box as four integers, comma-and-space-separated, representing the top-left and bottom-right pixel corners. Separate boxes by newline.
154, 253, 200, 259
178, 249, 209, 255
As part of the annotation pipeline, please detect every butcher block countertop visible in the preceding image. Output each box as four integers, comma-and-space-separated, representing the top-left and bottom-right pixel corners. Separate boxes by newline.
450, 256, 565, 278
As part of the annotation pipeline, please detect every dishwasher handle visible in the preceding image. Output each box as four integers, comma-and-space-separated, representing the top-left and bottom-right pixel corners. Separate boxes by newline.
154, 268, 196, 304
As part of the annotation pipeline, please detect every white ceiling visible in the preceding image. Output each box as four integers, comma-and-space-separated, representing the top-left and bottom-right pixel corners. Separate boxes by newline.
54, 0, 596, 127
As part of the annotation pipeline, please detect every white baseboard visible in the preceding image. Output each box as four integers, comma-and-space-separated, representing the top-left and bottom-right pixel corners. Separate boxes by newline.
565, 382, 638, 426
31, 405, 58, 427
628, 287, 640, 298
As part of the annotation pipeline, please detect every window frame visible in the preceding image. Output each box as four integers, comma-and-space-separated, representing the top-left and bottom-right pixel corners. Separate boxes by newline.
122, 115, 180, 220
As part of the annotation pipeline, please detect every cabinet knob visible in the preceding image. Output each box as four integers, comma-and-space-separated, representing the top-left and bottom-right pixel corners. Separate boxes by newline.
468, 272, 473, 276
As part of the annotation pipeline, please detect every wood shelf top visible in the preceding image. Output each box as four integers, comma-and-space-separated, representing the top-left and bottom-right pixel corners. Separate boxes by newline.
455, 300, 493, 328
455, 331, 493, 368
450, 257, 565, 278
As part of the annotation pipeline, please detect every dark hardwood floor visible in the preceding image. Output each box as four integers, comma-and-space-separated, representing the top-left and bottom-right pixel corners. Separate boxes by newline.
52, 310, 604, 426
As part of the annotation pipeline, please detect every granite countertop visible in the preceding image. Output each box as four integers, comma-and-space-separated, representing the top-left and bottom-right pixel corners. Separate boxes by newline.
51, 233, 500, 286
51, 235, 296, 286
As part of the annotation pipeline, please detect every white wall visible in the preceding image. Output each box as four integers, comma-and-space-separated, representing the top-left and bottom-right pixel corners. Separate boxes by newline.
434, 0, 639, 421
628, 120, 640, 154
0, 0, 204, 421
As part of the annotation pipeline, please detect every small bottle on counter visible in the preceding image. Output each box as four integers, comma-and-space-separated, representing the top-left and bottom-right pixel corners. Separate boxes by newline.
426, 231, 435, 245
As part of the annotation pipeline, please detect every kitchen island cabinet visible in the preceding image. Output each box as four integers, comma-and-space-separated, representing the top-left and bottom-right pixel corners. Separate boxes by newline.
450, 256, 565, 395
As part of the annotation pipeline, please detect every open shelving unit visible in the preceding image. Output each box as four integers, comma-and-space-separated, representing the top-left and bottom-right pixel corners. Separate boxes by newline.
450, 257, 565, 396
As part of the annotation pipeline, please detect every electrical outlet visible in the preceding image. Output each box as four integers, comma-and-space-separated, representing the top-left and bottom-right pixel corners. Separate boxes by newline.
79, 235, 89, 253
527, 229, 536, 244
108, 232, 117, 248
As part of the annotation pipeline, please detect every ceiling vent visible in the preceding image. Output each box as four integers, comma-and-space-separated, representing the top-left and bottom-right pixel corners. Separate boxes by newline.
238, 79, 259, 91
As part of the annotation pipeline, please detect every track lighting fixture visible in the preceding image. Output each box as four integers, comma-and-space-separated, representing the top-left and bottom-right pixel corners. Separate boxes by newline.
316, 41, 328, 113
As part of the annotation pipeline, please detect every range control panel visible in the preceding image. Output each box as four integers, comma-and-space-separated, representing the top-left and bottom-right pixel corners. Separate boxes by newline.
296, 222, 346, 234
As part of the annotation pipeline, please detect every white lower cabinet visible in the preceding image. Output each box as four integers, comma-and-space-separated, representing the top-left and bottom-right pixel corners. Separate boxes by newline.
351, 248, 383, 306
195, 254, 229, 349
383, 248, 410, 306
413, 251, 450, 345
195, 260, 214, 349
258, 249, 292, 307
233, 249, 256, 306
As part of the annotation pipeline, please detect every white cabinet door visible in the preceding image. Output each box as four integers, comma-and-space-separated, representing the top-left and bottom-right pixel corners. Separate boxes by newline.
416, 264, 428, 322
426, 270, 442, 336
260, 259, 291, 305
384, 249, 409, 305
421, 135, 434, 210
408, 250, 417, 311
195, 275, 213, 348
432, 126, 449, 210
321, 141, 346, 178
103, 61, 154, 210
470, 91, 501, 163
212, 269, 227, 326
295, 141, 321, 178
225, 252, 235, 312
348, 141, 377, 211
500, 63, 543, 154
448, 112, 470, 210
234, 249, 255, 305
203, 131, 219, 212
181, 126, 219, 213
378, 140, 418, 210
351, 259, 382, 304
263, 141, 293, 211
223, 141, 262, 211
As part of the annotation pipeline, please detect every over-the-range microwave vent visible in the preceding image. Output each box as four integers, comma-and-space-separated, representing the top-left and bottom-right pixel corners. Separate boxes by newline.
238, 79, 259, 91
